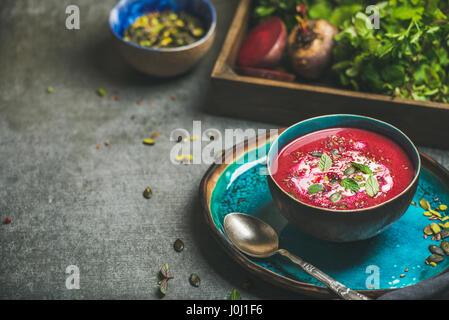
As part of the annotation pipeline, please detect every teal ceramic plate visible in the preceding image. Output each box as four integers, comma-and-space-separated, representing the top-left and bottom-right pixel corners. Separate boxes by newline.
200, 131, 449, 298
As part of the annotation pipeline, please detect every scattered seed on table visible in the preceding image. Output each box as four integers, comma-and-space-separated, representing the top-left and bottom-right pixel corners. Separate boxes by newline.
189, 274, 200, 287
4, 217, 11, 224
130, 115, 136, 121
400, 274, 405, 278
173, 239, 184, 252
97, 87, 107, 98
435, 198, 439, 202
136, 99, 142, 105
175, 154, 193, 163
143, 187, 153, 199
96, 144, 101, 150
171, 95, 177, 101
404, 268, 409, 272
430, 262, 437, 267
143, 139, 155, 146
151, 132, 159, 139
104, 141, 110, 147
440, 205, 448, 211
47, 86, 53, 93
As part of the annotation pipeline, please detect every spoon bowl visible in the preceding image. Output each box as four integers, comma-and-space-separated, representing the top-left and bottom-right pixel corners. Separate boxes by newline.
223, 213, 279, 258
223, 212, 370, 300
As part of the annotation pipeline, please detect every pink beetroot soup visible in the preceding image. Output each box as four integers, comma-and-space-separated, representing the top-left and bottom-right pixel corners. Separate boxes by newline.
271, 127, 415, 210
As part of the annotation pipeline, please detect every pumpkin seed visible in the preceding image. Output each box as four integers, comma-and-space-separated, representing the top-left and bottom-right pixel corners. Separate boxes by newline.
143, 138, 155, 145
309, 151, 322, 158
441, 241, 449, 255
440, 204, 448, 211
143, 187, 153, 199
329, 192, 342, 203
429, 209, 441, 218
189, 273, 200, 287
330, 149, 339, 155
441, 222, 449, 229
123, 10, 205, 49
173, 239, 184, 252
420, 198, 431, 210
430, 222, 441, 234
426, 254, 444, 264
344, 166, 356, 176
423, 211, 432, 217
97, 87, 107, 98
429, 245, 445, 256
441, 229, 449, 239
424, 225, 433, 236
441, 216, 449, 222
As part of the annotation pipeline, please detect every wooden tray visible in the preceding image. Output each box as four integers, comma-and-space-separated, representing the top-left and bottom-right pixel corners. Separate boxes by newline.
208, 0, 449, 149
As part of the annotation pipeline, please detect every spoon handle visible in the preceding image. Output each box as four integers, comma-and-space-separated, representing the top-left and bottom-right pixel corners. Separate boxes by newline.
277, 249, 370, 300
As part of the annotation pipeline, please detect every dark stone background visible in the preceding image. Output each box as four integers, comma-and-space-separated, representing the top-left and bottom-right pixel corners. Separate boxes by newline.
0, 0, 448, 299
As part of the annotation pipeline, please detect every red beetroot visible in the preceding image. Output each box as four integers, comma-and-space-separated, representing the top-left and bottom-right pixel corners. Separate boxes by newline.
238, 17, 287, 69
288, 19, 338, 79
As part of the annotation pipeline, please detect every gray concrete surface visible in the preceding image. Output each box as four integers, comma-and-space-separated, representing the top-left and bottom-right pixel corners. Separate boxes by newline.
1, 0, 449, 300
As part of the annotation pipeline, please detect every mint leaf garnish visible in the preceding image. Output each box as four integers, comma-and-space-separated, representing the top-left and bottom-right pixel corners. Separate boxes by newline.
351, 163, 373, 175
308, 184, 324, 194
340, 178, 360, 192
319, 153, 332, 171
365, 175, 380, 197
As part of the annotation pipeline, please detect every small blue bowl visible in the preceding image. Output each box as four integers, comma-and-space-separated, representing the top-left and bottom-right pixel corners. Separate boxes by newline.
267, 114, 421, 242
109, 0, 216, 77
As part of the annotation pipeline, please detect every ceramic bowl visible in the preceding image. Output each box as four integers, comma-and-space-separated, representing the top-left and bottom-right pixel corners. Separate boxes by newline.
109, 0, 216, 77
266, 114, 421, 242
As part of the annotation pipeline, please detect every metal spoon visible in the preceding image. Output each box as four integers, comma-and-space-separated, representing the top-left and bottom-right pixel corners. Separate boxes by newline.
223, 213, 370, 300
